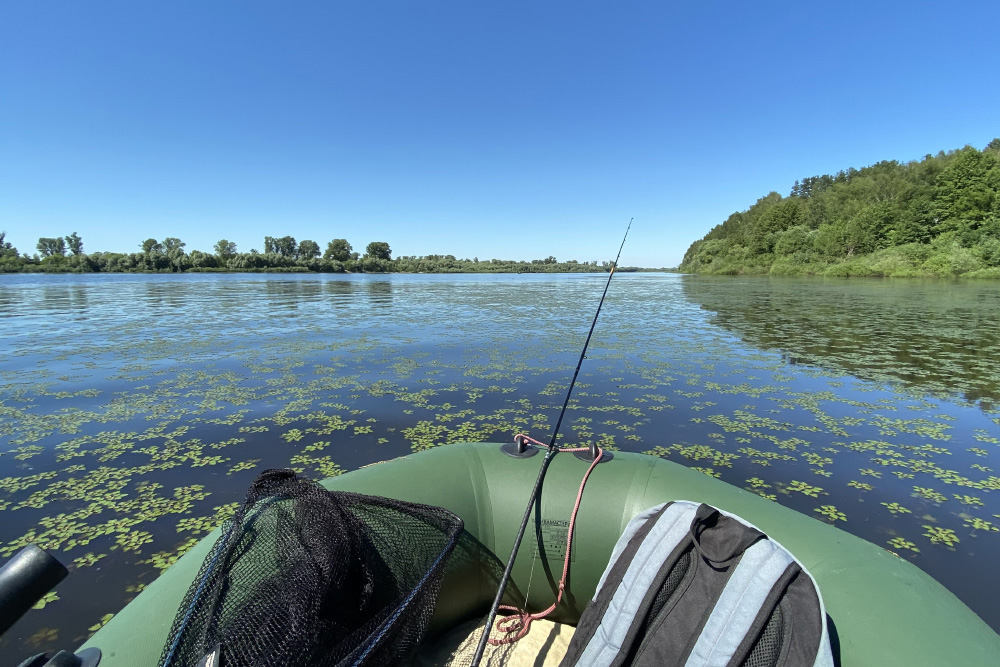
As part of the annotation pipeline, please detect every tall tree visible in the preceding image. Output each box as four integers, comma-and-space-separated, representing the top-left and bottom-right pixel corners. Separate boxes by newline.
141, 238, 163, 254
324, 239, 352, 262
37, 237, 66, 257
364, 241, 392, 261
265, 235, 297, 257
0, 232, 16, 258
162, 237, 187, 271
163, 237, 186, 255
932, 148, 998, 234
748, 197, 803, 254
65, 232, 83, 255
298, 239, 321, 260
277, 236, 297, 258
214, 239, 237, 261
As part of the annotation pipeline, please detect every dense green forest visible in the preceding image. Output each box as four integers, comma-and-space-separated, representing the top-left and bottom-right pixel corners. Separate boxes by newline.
680, 139, 1000, 277
0, 234, 645, 274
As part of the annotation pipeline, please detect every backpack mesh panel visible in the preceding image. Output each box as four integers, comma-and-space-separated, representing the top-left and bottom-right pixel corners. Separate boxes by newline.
621, 547, 693, 664
159, 469, 463, 667
646, 548, 692, 627
740, 602, 786, 667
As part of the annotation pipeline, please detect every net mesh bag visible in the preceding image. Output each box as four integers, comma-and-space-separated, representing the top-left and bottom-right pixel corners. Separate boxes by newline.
159, 468, 464, 667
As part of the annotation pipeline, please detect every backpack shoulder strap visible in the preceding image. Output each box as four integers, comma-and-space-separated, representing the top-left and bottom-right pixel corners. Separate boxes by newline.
684, 538, 793, 666
566, 501, 701, 666
688, 509, 835, 667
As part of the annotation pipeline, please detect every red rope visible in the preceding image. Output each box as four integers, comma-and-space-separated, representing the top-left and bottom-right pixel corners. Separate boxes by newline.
487, 435, 606, 645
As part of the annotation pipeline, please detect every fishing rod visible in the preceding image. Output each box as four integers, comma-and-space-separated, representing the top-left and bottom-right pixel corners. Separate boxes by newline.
470, 218, 632, 666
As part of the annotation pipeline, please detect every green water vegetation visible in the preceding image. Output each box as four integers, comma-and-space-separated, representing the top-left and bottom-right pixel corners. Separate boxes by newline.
3, 319, 995, 573
0, 232, 651, 274
1, 275, 998, 657
680, 139, 1000, 277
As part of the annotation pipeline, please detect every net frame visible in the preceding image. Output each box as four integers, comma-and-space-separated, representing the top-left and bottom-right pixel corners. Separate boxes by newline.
159, 469, 464, 667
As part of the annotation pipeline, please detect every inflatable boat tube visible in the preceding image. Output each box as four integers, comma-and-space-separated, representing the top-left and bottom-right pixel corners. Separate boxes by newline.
81, 443, 1000, 665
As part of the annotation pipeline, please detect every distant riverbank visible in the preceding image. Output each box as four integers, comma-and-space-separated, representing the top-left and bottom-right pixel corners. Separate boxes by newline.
681, 242, 1000, 279
1, 234, 663, 274
0, 262, 664, 275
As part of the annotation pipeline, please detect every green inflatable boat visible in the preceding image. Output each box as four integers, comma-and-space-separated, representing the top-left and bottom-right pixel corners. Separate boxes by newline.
80, 442, 1000, 665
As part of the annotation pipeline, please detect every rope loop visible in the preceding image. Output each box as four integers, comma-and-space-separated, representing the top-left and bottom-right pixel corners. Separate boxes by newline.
513, 433, 548, 450
486, 438, 605, 645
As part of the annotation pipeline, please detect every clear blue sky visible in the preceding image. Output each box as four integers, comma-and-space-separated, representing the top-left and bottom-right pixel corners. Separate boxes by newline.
2, 1, 997, 268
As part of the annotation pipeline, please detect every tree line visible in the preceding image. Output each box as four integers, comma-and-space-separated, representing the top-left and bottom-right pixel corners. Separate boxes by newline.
0, 233, 637, 274
680, 139, 1000, 277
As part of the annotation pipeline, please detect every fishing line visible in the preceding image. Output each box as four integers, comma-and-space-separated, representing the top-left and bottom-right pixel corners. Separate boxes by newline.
470, 218, 632, 666
520, 549, 539, 623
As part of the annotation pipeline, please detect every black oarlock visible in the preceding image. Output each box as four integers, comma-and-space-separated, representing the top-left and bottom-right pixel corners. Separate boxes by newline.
0, 544, 68, 638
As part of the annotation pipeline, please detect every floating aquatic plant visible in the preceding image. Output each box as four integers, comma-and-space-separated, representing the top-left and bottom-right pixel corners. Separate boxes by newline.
28, 628, 59, 647
881, 502, 911, 514
87, 614, 114, 634
887, 537, 920, 553
139, 537, 201, 574
227, 459, 260, 475
815, 505, 846, 522
72, 552, 106, 568
923, 525, 960, 548
786, 481, 825, 498
964, 517, 998, 533
913, 487, 948, 503
32, 592, 59, 610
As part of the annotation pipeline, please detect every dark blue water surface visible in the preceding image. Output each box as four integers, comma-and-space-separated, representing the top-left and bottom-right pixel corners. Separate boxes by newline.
1, 272, 998, 661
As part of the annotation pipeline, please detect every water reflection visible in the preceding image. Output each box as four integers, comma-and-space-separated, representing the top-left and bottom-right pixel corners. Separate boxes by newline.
681, 275, 1000, 406
324, 279, 358, 305
37, 285, 89, 314
364, 280, 393, 307
263, 279, 324, 310
0, 286, 18, 314
143, 282, 187, 310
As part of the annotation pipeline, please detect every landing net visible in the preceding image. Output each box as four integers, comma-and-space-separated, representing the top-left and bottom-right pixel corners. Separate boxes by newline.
159, 469, 463, 667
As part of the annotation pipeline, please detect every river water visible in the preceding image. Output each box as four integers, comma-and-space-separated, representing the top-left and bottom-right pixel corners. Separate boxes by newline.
1, 272, 998, 660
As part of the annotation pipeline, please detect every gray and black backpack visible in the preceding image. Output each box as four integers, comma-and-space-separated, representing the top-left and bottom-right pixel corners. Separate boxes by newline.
560, 501, 835, 667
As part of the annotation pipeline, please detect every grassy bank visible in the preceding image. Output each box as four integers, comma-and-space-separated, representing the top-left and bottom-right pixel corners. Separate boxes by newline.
686, 241, 1000, 279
